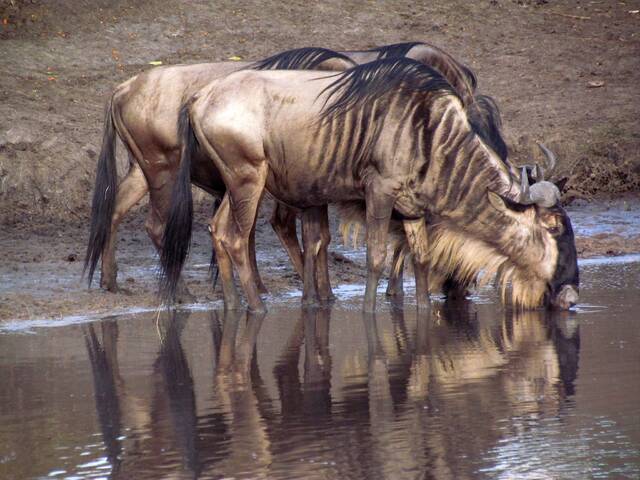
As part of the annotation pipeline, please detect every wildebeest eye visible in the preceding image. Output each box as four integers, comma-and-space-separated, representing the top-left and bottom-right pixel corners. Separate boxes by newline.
542, 213, 564, 236
546, 220, 565, 236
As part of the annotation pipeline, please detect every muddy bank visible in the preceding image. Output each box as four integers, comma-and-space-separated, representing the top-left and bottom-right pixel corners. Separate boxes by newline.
1, 0, 640, 225
1, 196, 639, 323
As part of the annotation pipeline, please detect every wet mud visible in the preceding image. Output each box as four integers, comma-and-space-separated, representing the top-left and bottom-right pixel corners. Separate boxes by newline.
0, 254, 639, 479
1, 196, 640, 323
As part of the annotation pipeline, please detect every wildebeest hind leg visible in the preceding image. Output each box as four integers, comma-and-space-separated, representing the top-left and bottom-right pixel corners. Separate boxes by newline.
270, 203, 304, 279
301, 207, 323, 306
146, 189, 194, 303
217, 165, 268, 313
210, 196, 241, 311
101, 164, 148, 292
403, 218, 430, 311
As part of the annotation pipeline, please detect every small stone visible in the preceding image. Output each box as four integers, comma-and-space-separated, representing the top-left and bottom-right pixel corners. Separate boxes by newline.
3, 126, 36, 146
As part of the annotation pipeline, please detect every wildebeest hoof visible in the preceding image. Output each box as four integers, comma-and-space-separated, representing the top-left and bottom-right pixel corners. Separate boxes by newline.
101, 281, 119, 293
302, 295, 320, 307
101, 283, 133, 296
224, 301, 243, 312
385, 289, 404, 298
319, 293, 336, 304
416, 299, 431, 311
175, 291, 196, 304
247, 303, 268, 315
362, 302, 377, 314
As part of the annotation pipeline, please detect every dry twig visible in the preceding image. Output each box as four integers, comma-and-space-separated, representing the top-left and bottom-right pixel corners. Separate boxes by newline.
545, 11, 591, 20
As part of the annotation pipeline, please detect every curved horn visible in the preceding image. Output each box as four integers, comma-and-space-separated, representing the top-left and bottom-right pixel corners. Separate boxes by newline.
537, 142, 557, 178
532, 164, 544, 182
519, 166, 533, 204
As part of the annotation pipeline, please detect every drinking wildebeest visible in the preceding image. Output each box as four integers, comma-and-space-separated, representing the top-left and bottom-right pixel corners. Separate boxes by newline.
84, 42, 496, 302
164, 58, 578, 313
158, 45, 511, 304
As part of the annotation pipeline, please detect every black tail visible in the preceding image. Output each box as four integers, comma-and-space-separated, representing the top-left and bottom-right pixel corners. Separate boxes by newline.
159, 103, 197, 303
84, 95, 118, 286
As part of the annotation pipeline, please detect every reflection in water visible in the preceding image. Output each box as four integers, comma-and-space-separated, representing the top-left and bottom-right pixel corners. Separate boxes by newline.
19, 299, 637, 479
83, 321, 123, 477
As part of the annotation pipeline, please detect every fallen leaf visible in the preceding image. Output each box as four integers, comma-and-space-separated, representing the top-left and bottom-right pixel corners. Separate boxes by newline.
148, 60, 163, 66
228, 55, 243, 61
587, 80, 605, 88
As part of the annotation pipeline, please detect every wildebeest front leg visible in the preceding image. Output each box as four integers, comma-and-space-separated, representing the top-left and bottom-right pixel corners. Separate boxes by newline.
101, 164, 148, 292
364, 188, 394, 313
270, 203, 304, 279
403, 218, 430, 310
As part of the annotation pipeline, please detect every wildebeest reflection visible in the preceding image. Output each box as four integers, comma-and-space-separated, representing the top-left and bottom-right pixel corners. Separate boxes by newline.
81, 304, 579, 479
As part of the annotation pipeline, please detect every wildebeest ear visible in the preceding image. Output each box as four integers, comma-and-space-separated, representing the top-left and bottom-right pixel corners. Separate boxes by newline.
555, 177, 569, 192
487, 190, 528, 214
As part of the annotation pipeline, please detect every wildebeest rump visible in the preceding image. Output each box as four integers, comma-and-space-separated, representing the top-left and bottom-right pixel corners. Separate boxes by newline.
164, 58, 578, 312
84, 42, 496, 301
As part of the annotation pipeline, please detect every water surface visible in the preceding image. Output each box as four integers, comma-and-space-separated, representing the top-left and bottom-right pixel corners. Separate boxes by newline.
0, 258, 639, 479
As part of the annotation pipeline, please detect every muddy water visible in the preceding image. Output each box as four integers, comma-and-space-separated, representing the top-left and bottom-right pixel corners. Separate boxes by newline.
1, 258, 639, 479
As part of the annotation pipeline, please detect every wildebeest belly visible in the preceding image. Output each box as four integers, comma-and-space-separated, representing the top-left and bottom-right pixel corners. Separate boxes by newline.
264, 161, 363, 209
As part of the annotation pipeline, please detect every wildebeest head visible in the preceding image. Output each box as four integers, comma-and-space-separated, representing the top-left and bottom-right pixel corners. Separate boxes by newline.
487, 144, 579, 310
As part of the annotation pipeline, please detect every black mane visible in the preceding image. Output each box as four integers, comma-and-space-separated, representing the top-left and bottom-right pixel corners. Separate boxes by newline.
368, 41, 424, 59
320, 57, 457, 119
251, 47, 355, 71
467, 94, 508, 162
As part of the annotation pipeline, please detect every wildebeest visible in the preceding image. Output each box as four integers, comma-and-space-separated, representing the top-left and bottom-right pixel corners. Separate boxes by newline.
84, 42, 495, 302
83, 47, 355, 301
164, 58, 578, 313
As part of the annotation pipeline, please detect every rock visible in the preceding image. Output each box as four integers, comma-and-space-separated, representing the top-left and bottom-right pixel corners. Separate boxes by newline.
1, 126, 37, 147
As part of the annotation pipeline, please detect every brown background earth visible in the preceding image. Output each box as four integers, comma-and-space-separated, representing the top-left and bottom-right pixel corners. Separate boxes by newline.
1, 0, 640, 321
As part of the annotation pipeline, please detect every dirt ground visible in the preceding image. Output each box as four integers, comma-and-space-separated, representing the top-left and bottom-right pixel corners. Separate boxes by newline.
1, 0, 640, 321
